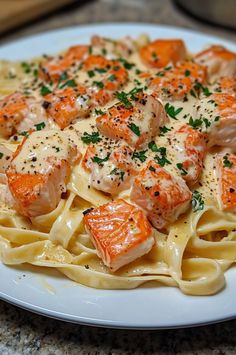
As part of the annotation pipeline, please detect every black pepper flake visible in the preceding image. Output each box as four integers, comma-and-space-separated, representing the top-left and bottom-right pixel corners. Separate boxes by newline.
83, 207, 94, 216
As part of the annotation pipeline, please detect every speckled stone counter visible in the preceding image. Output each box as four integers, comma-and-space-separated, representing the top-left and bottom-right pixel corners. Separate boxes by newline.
0, 1, 236, 354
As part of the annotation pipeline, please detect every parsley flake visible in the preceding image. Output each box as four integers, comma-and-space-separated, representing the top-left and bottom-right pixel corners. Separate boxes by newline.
128, 123, 140, 136
81, 132, 102, 144
0, 152, 3, 159
159, 126, 171, 136
176, 163, 188, 176
132, 150, 148, 162
192, 190, 204, 212
34, 122, 46, 131
59, 79, 77, 89
93, 81, 104, 89
40, 85, 52, 96
223, 155, 233, 168
165, 103, 183, 119
94, 108, 105, 115
92, 154, 110, 165
118, 58, 135, 70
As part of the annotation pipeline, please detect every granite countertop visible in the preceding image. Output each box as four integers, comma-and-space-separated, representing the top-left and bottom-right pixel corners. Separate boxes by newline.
0, 0, 236, 353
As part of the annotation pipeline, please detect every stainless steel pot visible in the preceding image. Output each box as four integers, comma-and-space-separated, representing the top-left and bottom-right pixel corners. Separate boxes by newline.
175, 0, 236, 29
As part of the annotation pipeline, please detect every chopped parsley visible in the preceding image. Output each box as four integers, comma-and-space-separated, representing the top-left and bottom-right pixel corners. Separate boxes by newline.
214, 116, 220, 122
132, 150, 148, 162
59, 72, 68, 82
20, 131, 29, 137
203, 118, 211, 129
176, 163, 188, 176
185, 69, 191, 77
192, 190, 204, 212
40, 85, 52, 96
93, 81, 104, 89
110, 168, 125, 181
59, 79, 77, 89
194, 82, 212, 97
164, 103, 183, 119
95, 68, 107, 74
81, 131, 102, 144
108, 74, 116, 82
92, 154, 110, 165
0, 152, 3, 159
87, 70, 95, 78
21, 62, 31, 74
149, 144, 171, 167
94, 108, 105, 115
118, 58, 135, 70
188, 116, 203, 129
159, 126, 171, 136
34, 122, 46, 131
223, 155, 233, 168
128, 123, 140, 136
135, 69, 142, 75
149, 165, 156, 172
116, 91, 132, 108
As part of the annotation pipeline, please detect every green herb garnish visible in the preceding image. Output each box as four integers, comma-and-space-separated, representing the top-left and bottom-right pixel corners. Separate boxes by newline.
192, 190, 204, 212
34, 122, 46, 131
81, 132, 102, 144
223, 155, 233, 168
40, 85, 52, 96
159, 126, 171, 136
164, 103, 183, 119
59, 79, 77, 89
132, 150, 148, 162
93, 81, 104, 89
128, 123, 140, 136
176, 163, 188, 176
92, 154, 110, 165
94, 108, 105, 115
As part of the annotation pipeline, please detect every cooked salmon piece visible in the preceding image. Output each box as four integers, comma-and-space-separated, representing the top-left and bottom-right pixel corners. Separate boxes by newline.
213, 76, 236, 96
82, 139, 138, 194
91, 35, 136, 58
0, 144, 12, 184
130, 161, 192, 229
172, 124, 207, 185
0, 92, 48, 138
148, 61, 207, 100
6, 130, 80, 217
83, 55, 129, 106
139, 39, 187, 69
194, 93, 236, 148
96, 93, 168, 149
83, 199, 154, 271
39, 45, 89, 82
195, 45, 236, 81
216, 153, 236, 211
43, 85, 90, 129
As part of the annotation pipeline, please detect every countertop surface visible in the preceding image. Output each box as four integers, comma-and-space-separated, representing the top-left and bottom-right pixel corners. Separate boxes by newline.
0, 0, 236, 354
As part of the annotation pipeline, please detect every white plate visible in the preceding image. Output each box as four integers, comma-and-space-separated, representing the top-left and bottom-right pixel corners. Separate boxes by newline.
0, 23, 236, 329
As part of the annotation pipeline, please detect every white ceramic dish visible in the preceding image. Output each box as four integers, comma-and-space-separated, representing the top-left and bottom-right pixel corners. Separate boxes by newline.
0, 23, 236, 329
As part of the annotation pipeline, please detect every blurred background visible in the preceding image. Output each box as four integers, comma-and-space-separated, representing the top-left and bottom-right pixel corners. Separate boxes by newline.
0, 0, 235, 44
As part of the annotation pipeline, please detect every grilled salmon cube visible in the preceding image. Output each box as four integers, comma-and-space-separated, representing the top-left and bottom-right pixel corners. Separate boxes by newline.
96, 93, 168, 149
39, 45, 88, 82
172, 124, 206, 185
83, 55, 129, 106
213, 76, 236, 96
216, 154, 236, 211
6, 130, 80, 217
148, 61, 207, 101
194, 93, 236, 148
83, 199, 154, 271
82, 139, 137, 194
139, 39, 187, 68
0, 92, 48, 138
194, 45, 236, 81
43, 86, 90, 129
130, 161, 192, 229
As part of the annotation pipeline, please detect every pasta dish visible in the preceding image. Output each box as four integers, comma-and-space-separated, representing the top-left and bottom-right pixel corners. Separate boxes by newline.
0, 34, 236, 296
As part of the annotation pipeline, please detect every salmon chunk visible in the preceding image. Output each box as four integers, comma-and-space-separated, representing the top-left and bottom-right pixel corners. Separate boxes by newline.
139, 39, 187, 68
213, 76, 236, 96
194, 93, 236, 148
216, 154, 236, 211
43, 86, 90, 129
39, 45, 88, 82
91, 35, 136, 58
82, 139, 137, 194
148, 61, 207, 100
83, 55, 129, 106
172, 124, 206, 185
0, 92, 48, 138
130, 161, 192, 229
195, 45, 236, 81
6, 130, 80, 217
83, 199, 154, 271
96, 93, 168, 149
